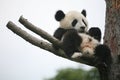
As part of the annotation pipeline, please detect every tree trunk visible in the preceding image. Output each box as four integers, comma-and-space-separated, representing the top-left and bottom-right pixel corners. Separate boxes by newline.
98, 0, 120, 80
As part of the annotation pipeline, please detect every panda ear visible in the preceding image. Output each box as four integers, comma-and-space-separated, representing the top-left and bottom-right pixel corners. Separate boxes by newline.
55, 10, 65, 21
81, 9, 86, 17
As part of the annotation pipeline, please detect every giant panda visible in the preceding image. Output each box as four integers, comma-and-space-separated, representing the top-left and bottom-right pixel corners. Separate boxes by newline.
62, 29, 111, 65
53, 9, 101, 49
53, 9, 88, 49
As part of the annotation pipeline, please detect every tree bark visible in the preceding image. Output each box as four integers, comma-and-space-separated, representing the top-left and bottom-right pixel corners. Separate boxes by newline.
100, 0, 120, 80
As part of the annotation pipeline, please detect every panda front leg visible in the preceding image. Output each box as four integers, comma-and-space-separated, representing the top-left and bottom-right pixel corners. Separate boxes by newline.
53, 28, 67, 50
62, 29, 82, 58
94, 44, 112, 66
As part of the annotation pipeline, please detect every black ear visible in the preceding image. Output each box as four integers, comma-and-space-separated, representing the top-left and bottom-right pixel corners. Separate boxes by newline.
88, 27, 101, 42
81, 9, 86, 17
55, 10, 65, 21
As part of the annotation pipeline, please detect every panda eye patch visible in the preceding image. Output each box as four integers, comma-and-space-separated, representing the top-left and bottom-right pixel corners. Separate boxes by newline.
72, 19, 78, 27
82, 19, 87, 27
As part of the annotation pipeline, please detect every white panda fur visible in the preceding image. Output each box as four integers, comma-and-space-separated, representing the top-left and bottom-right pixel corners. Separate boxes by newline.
72, 33, 100, 58
78, 33, 100, 55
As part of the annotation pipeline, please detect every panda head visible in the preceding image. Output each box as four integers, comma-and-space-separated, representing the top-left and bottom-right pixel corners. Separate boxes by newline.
55, 10, 88, 33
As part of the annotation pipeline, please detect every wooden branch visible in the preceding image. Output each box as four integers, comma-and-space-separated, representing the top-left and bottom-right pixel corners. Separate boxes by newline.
19, 16, 62, 48
6, 21, 66, 58
6, 17, 96, 66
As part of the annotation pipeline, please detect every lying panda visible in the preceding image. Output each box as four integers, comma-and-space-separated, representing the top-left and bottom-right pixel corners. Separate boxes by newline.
53, 9, 111, 65
62, 29, 111, 65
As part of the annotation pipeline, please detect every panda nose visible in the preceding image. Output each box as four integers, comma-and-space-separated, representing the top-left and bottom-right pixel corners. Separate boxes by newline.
80, 27, 85, 30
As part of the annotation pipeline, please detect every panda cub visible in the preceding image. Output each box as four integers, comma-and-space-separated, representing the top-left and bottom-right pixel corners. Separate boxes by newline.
53, 9, 111, 65
62, 29, 111, 65
53, 9, 88, 49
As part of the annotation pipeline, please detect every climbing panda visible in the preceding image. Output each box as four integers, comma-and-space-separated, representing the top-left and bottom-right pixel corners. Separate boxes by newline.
53, 9, 88, 49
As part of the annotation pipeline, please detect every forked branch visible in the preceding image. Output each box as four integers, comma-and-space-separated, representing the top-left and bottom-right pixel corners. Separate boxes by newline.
6, 16, 96, 66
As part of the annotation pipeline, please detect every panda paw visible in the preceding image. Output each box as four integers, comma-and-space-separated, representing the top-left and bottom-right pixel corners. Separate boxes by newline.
71, 52, 82, 59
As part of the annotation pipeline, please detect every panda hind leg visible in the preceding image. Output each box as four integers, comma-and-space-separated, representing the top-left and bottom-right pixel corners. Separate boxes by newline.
94, 44, 112, 66
62, 29, 82, 58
